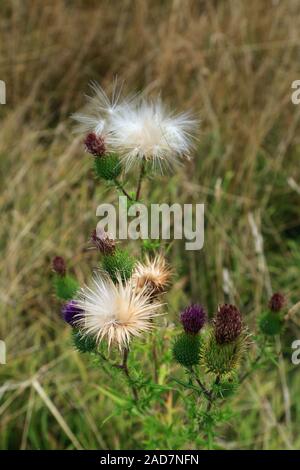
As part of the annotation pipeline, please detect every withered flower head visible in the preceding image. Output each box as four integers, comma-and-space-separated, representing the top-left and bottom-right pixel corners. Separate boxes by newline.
84, 132, 106, 157
52, 256, 66, 277
75, 274, 162, 350
269, 292, 285, 312
132, 255, 172, 297
215, 304, 242, 344
91, 228, 116, 255
72, 81, 198, 173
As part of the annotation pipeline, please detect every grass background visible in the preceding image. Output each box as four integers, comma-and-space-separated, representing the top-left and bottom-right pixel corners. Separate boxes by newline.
1, 0, 300, 449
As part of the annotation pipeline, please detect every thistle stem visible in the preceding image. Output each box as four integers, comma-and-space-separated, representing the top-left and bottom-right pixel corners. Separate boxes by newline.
152, 335, 159, 383
120, 347, 139, 402
135, 158, 146, 201
113, 179, 133, 200
206, 376, 220, 412
190, 367, 211, 399
98, 349, 138, 402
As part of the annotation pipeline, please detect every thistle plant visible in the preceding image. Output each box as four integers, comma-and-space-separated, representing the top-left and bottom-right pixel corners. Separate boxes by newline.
52, 82, 196, 404
51, 82, 295, 448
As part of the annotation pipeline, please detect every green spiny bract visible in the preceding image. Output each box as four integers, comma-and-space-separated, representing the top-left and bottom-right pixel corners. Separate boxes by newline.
173, 333, 201, 368
201, 327, 245, 378
54, 275, 79, 300
94, 153, 121, 180
102, 248, 135, 283
259, 311, 284, 336
72, 330, 97, 354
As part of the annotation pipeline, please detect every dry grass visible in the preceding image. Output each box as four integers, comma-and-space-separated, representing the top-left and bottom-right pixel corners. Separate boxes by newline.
1, 0, 300, 449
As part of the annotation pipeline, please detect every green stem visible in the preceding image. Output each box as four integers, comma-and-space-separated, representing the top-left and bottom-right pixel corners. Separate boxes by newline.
120, 348, 139, 402
207, 428, 213, 450
98, 348, 138, 402
135, 158, 146, 201
206, 376, 220, 412
190, 367, 211, 399
113, 179, 133, 200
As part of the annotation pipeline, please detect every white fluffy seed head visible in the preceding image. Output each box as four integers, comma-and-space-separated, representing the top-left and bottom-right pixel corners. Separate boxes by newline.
132, 255, 172, 296
74, 274, 163, 350
72, 82, 198, 172
107, 99, 197, 172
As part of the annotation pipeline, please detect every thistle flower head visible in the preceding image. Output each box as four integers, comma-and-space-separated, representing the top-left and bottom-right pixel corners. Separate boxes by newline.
84, 132, 106, 157
52, 256, 66, 276
107, 98, 197, 172
91, 228, 116, 255
62, 300, 83, 326
74, 274, 162, 349
180, 303, 206, 334
269, 292, 285, 312
215, 304, 242, 344
132, 255, 171, 297
201, 327, 246, 378
72, 82, 198, 173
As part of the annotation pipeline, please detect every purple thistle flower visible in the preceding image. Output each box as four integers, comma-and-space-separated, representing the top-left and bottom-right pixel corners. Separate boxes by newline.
62, 300, 83, 326
180, 304, 206, 334
269, 292, 285, 312
215, 304, 242, 344
84, 132, 106, 157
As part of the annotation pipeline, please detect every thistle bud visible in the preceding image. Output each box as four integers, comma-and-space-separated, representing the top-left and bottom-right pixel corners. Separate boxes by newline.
54, 275, 79, 301
52, 256, 66, 277
259, 311, 283, 336
62, 300, 83, 326
180, 304, 206, 335
84, 133, 106, 157
91, 228, 116, 255
173, 333, 200, 368
201, 328, 245, 378
102, 248, 135, 283
215, 304, 242, 344
269, 292, 285, 312
94, 153, 121, 180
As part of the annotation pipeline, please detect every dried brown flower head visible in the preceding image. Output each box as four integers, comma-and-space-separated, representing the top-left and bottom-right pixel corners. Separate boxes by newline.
132, 255, 172, 297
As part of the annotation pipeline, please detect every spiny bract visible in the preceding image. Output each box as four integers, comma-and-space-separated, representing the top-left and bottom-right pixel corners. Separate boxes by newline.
201, 327, 246, 378
173, 333, 201, 368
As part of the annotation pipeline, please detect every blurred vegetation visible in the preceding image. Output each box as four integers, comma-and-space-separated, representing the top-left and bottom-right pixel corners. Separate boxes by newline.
1, 0, 300, 450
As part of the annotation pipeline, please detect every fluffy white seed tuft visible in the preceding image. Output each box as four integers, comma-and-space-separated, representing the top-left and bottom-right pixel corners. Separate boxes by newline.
74, 274, 163, 349
72, 82, 198, 172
